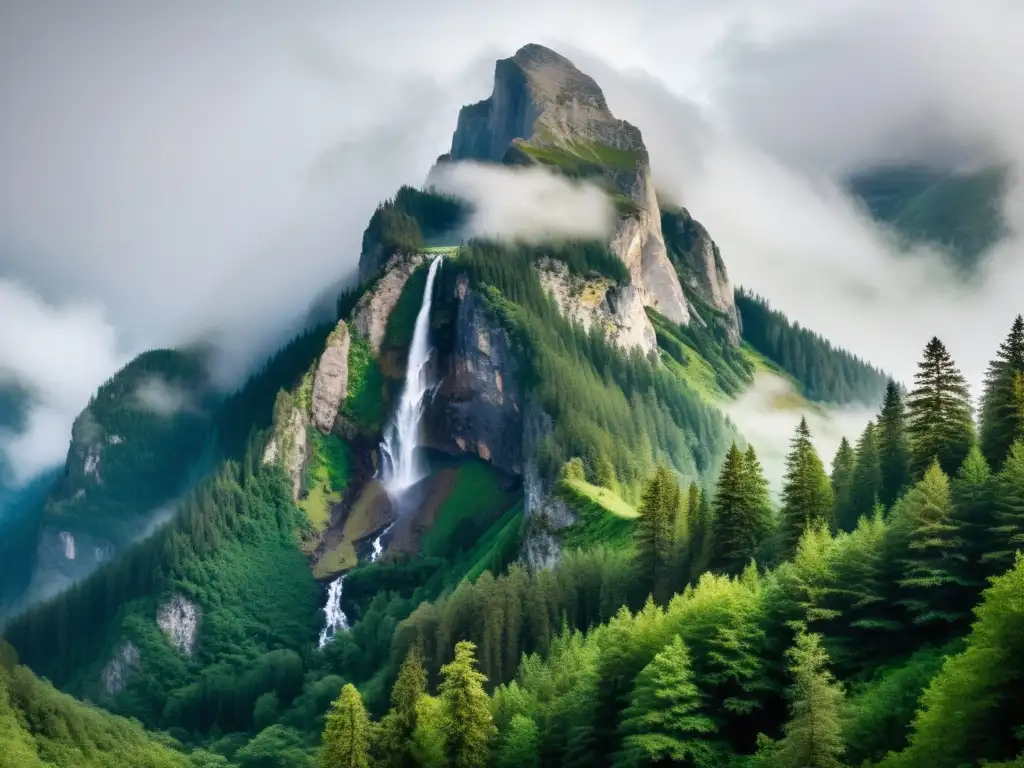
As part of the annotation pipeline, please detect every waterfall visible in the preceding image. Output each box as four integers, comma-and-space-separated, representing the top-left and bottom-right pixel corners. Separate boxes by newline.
379, 255, 443, 497
318, 576, 348, 648
371, 522, 395, 562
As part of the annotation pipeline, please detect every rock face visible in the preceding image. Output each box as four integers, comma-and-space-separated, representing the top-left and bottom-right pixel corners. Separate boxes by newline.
156, 595, 201, 656
262, 406, 308, 502
521, 401, 575, 570
353, 253, 426, 354
438, 275, 524, 476
661, 208, 741, 343
536, 258, 657, 353
448, 43, 690, 328
101, 641, 140, 696
311, 321, 350, 433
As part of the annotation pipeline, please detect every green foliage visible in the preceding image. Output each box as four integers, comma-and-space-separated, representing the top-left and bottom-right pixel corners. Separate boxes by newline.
980, 316, 1024, 469
340, 331, 385, 431
829, 437, 856, 533
756, 632, 845, 768
779, 418, 834, 558
735, 289, 888, 405
454, 239, 736, 496
362, 186, 466, 267
648, 309, 753, 399
298, 432, 352, 545
884, 554, 1024, 767
709, 443, 773, 576
376, 648, 428, 768
557, 481, 637, 552
878, 380, 913, 508
320, 684, 370, 768
906, 336, 975, 478
613, 635, 718, 767
237, 725, 313, 768
495, 714, 540, 768
633, 466, 681, 602
561, 458, 586, 484
985, 439, 1024, 572
848, 421, 882, 529
438, 641, 495, 768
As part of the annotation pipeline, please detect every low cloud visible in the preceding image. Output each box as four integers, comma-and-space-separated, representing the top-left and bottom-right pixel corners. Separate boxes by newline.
724, 372, 875, 497
132, 377, 199, 418
429, 161, 616, 243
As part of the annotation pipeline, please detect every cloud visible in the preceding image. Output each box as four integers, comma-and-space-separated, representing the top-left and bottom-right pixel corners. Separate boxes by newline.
3, 0, 1024, 485
131, 377, 199, 418
724, 372, 875, 496
429, 162, 615, 243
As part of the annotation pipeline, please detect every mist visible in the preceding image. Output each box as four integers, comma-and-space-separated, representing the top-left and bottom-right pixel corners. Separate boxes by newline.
2, 0, 1023, 483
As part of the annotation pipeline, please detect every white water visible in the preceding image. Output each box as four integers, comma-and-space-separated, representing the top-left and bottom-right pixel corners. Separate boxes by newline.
379, 255, 443, 497
318, 576, 349, 648
371, 522, 396, 562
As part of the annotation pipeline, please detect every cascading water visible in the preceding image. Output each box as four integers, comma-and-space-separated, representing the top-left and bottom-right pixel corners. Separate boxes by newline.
379, 255, 443, 497
318, 256, 442, 650
318, 577, 348, 648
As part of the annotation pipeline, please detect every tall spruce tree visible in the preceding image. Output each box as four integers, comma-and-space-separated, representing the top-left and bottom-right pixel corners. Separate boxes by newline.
744, 444, 774, 533
906, 337, 975, 478
780, 419, 834, 557
613, 636, 718, 768
710, 444, 769, 575
848, 422, 882, 528
877, 379, 913, 507
635, 465, 681, 602
320, 684, 372, 768
377, 647, 429, 768
438, 641, 496, 768
759, 632, 846, 768
688, 488, 715, 582
984, 439, 1024, 574
830, 437, 857, 533
951, 445, 995, 587
979, 315, 1024, 470
888, 461, 971, 630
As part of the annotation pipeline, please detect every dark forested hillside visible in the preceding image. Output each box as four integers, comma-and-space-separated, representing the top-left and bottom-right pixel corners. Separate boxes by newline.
736, 288, 889, 405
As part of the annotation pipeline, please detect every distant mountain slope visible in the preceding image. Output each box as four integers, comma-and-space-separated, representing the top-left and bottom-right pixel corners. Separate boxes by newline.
736, 288, 889, 405
846, 163, 1010, 272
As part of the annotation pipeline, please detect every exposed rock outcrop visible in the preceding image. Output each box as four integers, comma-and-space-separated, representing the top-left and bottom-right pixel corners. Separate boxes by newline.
156, 595, 201, 656
101, 641, 140, 696
448, 43, 690, 327
311, 321, 350, 433
521, 401, 575, 570
439, 275, 524, 476
262, 406, 308, 502
536, 258, 657, 353
661, 207, 741, 343
353, 253, 426, 354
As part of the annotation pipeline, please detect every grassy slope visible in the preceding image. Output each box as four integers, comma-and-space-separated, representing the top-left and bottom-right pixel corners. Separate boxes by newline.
298, 431, 352, 553
558, 478, 637, 552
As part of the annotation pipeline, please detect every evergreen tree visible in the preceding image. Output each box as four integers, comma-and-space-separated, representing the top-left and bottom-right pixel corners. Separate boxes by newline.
877, 379, 913, 507
848, 421, 882, 529
377, 647, 428, 768
320, 684, 371, 768
438, 641, 496, 768
613, 636, 717, 768
744, 445, 774, 533
595, 455, 617, 490
830, 437, 856, 533
635, 466, 681, 602
951, 445, 995, 586
906, 337, 975, 478
979, 315, 1024, 470
985, 439, 1024, 574
888, 461, 971, 630
709, 444, 768, 575
496, 715, 541, 768
779, 419, 834, 557
758, 632, 845, 768
688, 488, 714, 582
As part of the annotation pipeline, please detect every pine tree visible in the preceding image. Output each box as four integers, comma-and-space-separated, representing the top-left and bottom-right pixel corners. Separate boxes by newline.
378, 647, 428, 768
688, 487, 714, 582
595, 455, 617, 490
438, 641, 496, 768
744, 445, 774, 534
877, 379, 913, 507
780, 419, 834, 557
759, 632, 845, 768
496, 715, 540, 768
979, 315, 1024, 470
320, 684, 371, 768
613, 636, 717, 768
984, 439, 1024, 573
848, 421, 882, 528
888, 461, 971, 630
710, 444, 768, 575
830, 437, 856, 533
634, 465, 680, 602
951, 445, 994, 586
906, 337, 975, 478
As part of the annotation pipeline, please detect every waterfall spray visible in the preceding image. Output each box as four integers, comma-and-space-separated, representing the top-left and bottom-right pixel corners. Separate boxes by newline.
379, 255, 443, 497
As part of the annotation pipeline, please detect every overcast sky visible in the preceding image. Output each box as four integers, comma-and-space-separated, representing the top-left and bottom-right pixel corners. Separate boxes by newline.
1, 0, 1023, 481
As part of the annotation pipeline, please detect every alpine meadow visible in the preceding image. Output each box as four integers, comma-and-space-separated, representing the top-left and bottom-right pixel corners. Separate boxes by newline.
3, 9, 1024, 768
